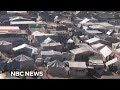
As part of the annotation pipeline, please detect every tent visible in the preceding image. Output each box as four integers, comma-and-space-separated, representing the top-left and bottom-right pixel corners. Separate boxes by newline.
100, 46, 112, 58
13, 43, 38, 56
13, 54, 34, 70
42, 37, 56, 44
67, 38, 74, 43
0, 40, 12, 52
47, 60, 68, 77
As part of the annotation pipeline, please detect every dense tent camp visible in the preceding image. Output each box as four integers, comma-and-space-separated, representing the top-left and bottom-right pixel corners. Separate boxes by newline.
47, 60, 68, 77
0, 11, 120, 79
13, 54, 34, 70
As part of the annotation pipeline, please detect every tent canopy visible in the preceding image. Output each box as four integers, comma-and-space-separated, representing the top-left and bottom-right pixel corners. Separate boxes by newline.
47, 60, 65, 68
13, 54, 33, 62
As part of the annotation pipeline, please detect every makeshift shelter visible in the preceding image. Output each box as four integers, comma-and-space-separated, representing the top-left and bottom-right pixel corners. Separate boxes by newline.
60, 20, 73, 28
88, 25, 105, 30
0, 37, 27, 47
112, 42, 120, 50
7, 11, 28, 15
0, 26, 20, 33
13, 43, 38, 57
35, 58, 43, 66
85, 30, 102, 36
0, 40, 12, 52
85, 37, 100, 45
66, 38, 74, 50
41, 50, 64, 61
89, 56, 104, 69
41, 42, 63, 51
13, 54, 34, 70
67, 38, 74, 43
70, 45, 96, 61
41, 37, 56, 44
79, 18, 90, 24
47, 60, 68, 77
10, 21, 36, 29
100, 46, 112, 60
66, 61, 88, 77
91, 43, 105, 51
105, 58, 120, 71
9, 16, 32, 21
95, 22, 114, 30
32, 32, 56, 43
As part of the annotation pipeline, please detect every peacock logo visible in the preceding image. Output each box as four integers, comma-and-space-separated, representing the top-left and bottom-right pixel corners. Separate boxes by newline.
3, 71, 11, 77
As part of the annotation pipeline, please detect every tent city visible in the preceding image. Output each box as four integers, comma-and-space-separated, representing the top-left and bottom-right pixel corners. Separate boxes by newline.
0, 11, 120, 79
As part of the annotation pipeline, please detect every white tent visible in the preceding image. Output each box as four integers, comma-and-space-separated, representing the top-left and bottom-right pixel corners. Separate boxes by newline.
91, 43, 105, 50
106, 58, 118, 66
85, 37, 100, 44
7, 11, 27, 14
42, 37, 56, 44
106, 29, 114, 35
100, 46, 112, 58
67, 38, 74, 43
80, 18, 90, 24
9, 16, 31, 21
13, 43, 38, 55
47, 60, 68, 77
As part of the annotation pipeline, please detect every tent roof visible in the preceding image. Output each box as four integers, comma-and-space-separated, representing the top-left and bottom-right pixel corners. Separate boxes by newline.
91, 43, 105, 49
32, 32, 54, 37
47, 60, 65, 68
70, 44, 95, 54
112, 42, 120, 47
7, 11, 27, 14
89, 59, 104, 66
10, 21, 36, 25
0, 26, 20, 30
0, 40, 12, 45
42, 37, 56, 44
85, 37, 100, 44
85, 30, 102, 34
80, 18, 90, 24
9, 16, 31, 21
41, 42, 62, 47
89, 25, 105, 29
95, 22, 113, 27
106, 58, 118, 66
67, 61, 87, 68
13, 54, 33, 61
100, 46, 112, 58
67, 38, 74, 43
13, 43, 37, 51
41, 50, 62, 56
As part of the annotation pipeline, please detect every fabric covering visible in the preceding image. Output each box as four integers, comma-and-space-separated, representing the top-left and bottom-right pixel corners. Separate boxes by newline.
47, 60, 68, 77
